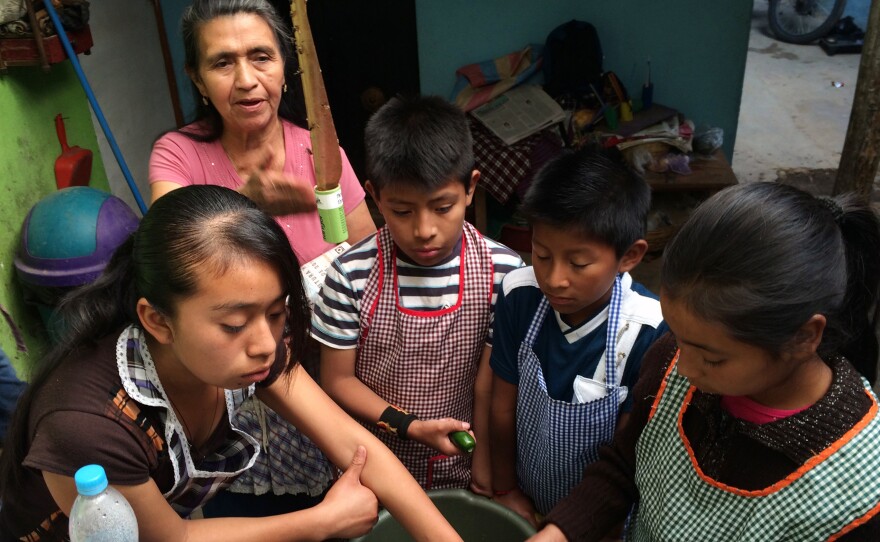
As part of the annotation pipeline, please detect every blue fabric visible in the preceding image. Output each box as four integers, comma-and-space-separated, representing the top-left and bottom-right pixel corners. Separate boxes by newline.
603, 275, 623, 392
201, 488, 326, 518
515, 293, 621, 514
490, 275, 667, 407
0, 347, 26, 442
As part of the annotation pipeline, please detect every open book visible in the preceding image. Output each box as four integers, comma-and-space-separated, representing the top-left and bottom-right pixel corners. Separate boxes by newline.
470, 85, 565, 145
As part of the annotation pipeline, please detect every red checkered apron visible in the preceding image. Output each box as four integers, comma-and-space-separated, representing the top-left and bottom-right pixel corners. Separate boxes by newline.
356, 222, 493, 488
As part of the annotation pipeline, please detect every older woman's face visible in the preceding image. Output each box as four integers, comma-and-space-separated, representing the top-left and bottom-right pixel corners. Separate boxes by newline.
192, 13, 285, 136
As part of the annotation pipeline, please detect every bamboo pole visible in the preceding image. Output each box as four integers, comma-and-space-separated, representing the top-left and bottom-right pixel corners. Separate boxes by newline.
833, 0, 880, 198
290, 0, 341, 191
290, 0, 347, 243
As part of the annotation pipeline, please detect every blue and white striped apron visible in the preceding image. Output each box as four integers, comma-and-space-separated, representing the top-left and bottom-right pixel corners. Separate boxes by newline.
516, 275, 624, 515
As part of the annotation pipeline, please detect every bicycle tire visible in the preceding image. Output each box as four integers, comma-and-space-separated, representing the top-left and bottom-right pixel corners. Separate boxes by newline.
768, 0, 847, 44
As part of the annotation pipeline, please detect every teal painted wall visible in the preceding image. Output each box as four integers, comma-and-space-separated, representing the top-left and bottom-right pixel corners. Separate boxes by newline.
161, 0, 754, 158
416, 0, 754, 159
0, 62, 110, 378
160, 0, 196, 123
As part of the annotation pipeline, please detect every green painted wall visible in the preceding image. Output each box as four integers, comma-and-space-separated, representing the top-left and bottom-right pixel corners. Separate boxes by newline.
0, 62, 110, 379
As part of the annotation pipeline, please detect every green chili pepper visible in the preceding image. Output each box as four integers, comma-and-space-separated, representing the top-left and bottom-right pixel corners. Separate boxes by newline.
449, 431, 476, 453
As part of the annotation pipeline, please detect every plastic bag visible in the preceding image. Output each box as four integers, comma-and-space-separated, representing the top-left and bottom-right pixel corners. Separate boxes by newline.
693, 127, 724, 155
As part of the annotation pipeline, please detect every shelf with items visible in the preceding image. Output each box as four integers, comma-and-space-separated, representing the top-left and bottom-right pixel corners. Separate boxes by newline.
0, 0, 92, 73
641, 150, 737, 193
641, 150, 738, 254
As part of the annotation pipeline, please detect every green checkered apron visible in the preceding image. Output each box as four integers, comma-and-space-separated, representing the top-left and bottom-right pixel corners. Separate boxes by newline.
631, 351, 880, 541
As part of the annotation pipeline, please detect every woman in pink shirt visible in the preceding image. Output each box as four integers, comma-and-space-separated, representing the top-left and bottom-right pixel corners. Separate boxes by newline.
149, 0, 375, 265
148, 0, 376, 518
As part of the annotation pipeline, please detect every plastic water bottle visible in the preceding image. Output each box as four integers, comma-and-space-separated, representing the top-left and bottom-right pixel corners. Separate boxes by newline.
69, 464, 138, 541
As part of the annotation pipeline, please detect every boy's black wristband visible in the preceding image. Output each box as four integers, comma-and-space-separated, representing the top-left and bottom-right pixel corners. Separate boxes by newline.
378, 405, 418, 440
398, 412, 417, 440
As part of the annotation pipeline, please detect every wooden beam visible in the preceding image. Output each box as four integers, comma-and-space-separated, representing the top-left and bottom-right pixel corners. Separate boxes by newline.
834, 0, 880, 197
151, 0, 185, 128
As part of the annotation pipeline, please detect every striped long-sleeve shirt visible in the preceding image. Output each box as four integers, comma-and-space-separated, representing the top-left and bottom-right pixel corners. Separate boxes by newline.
311, 232, 524, 349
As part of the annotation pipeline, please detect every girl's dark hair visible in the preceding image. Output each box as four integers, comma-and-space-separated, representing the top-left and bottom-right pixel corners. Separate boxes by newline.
661, 182, 880, 381
0, 185, 309, 498
520, 145, 651, 258
179, 0, 307, 139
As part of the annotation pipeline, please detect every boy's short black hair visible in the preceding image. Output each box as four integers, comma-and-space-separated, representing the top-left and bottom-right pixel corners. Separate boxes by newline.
520, 146, 651, 258
364, 95, 474, 198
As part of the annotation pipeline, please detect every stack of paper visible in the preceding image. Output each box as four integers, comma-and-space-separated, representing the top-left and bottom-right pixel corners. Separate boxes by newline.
470, 85, 565, 146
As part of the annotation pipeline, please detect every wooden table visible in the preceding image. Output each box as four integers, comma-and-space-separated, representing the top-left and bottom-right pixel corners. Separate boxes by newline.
641, 150, 738, 193
641, 150, 738, 253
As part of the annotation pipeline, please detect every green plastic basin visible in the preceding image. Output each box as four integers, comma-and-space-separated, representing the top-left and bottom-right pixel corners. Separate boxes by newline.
352, 489, 536, 542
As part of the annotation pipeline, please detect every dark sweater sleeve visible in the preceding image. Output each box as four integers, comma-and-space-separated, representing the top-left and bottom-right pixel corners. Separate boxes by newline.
544, 332, 677, 541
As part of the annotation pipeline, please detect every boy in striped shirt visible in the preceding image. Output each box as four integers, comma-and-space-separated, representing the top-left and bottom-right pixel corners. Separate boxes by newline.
311, 95, 522, 493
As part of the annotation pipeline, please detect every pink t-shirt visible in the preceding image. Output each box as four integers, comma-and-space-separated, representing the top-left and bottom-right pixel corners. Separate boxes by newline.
149, 119, 366, 264
720, 395, 811, 425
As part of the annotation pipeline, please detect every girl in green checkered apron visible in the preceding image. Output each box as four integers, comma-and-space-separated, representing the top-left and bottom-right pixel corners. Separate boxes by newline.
530, 182, 880, 541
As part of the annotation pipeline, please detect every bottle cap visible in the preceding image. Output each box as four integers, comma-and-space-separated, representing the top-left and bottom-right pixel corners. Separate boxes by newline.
74, 464, 109, 496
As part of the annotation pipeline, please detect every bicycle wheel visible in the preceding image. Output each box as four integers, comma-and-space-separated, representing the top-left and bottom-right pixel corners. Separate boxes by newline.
768, 0, 847, 44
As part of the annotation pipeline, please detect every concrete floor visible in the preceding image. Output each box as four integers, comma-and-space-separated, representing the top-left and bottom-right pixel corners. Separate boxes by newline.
632, 2, 873, 293
632, 4, 880, 384
732, 0, 871, 190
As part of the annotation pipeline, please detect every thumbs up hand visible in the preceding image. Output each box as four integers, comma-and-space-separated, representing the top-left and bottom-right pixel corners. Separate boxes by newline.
318, 445, 379, 539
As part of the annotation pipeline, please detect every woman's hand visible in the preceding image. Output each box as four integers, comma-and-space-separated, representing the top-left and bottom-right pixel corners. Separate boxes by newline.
316, 445, 379, 539
494, 488, 538, 528
407, 418, 472, 456
239, 170, 317, 216
259, 366, 462, 541
238, 152, 317, 216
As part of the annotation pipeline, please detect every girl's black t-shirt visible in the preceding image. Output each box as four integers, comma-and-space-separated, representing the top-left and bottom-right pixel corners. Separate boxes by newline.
0, 329, 242, 541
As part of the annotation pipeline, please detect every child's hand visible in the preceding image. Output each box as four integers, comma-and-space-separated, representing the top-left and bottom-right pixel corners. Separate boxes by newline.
317, 445, 379, 539
527, 523, 568, 542
495, 488, 538, 528
469, 478, 493, 498
469, 446, 493, 497
408, 418, 472, 455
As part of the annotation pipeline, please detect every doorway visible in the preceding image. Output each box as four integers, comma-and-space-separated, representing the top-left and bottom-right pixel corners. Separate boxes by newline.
272, 0, 421, 181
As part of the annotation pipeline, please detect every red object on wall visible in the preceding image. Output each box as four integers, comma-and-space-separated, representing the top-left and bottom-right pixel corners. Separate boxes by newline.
54, 114, 92, 189
0, 25, 93, 71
